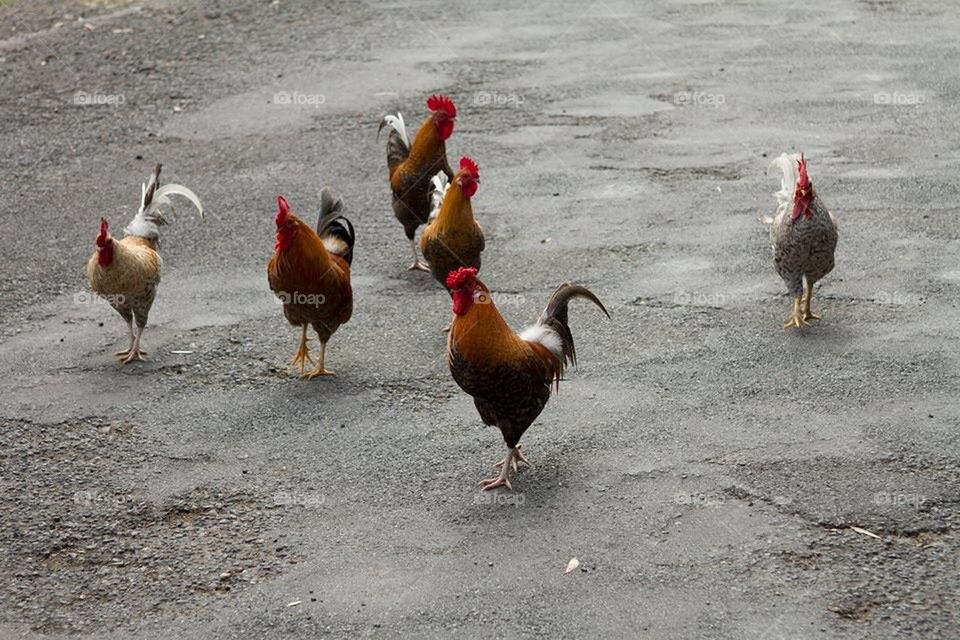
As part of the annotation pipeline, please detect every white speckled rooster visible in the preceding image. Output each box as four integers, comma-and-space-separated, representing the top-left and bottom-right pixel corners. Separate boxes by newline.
764, 153, 838, 329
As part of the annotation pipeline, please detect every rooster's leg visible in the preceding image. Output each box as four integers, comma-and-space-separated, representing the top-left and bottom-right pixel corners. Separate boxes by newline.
494, 444, 532, 472
114, 317, 135, 358
289, 326, 313, 374
802, 282, 821, 321
407, 238, 430, 272
482, 447, 521, 491
303, 341, 336, 379
120, 325, 148, 364
783, 294, 809, 329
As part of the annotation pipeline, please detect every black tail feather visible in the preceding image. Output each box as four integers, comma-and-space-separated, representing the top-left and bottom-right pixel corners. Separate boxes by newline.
316, 186, 355, 265
539, 283, 610, 367
142, 163, 162, 210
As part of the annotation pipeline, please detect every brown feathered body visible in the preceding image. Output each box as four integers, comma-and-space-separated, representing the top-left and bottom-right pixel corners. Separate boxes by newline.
386, 115, 454, 241
268, 212, 353, 345
447, 279, 608, 449
420, 176, 484, 289
86, 236, 161, 330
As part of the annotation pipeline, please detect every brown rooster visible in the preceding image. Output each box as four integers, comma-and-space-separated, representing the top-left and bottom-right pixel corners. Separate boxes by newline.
765, 153, 838, 329
268, 188, 355, 378
420, 156, 485, 290
445, 268, 609, 490
378, 94, 456, 271
86, 164, 204, 364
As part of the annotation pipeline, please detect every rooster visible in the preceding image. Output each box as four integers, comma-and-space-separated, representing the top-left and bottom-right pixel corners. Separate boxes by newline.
445, 268, 609, 490
764, 153, 838, 329
86, 164, 203, 364
378, 94, 456, 271
420, 156, 485, 291
268, 188, 355, 379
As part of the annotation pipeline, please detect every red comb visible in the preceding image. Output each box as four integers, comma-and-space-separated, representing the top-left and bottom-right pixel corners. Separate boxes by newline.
459, 156, 479, 179
796, 153, 811, 188
95, 218, 110, 247
427, 94, 457, 118
446, 267, 478, 290
276, 195, 290, 225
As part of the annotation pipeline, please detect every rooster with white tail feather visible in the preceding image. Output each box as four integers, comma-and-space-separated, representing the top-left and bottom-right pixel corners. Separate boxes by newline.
763, 153, 838, 329
378, 95, 457, 271
445, 267, 609, 490
86, 164, 204, 363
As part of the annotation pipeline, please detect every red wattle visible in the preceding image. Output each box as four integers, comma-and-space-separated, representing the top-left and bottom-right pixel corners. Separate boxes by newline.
451, 289, 474, 315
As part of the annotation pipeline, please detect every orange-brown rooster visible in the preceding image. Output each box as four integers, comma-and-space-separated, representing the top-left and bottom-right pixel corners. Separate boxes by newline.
86, 164, 204, 364
268, 188, 355, 379
420, 156, 485, 291
378, 94, 456, 271
445, 268, 609, 490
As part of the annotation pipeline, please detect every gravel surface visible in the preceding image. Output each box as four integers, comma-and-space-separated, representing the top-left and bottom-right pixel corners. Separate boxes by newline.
1, 0, 958, 638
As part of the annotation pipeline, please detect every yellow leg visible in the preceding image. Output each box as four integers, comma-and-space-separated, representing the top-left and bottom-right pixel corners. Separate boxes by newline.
290, 326, 313, 374
303, 341, 336, 379
783, 294, 809, 329
803, 282, 821, 321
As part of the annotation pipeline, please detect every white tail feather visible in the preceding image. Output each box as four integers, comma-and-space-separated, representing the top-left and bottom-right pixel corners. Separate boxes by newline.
428, 172, 450, 223
125, 167, 204, 240
768, 152, 799, 220
381, 113, 409, 148
519, 324, 564, 360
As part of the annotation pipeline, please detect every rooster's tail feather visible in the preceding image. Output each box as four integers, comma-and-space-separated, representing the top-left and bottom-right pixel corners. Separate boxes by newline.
317, 186, 355, 266
768, 152, 800, 220
124, 163, 204, 241
520, 284, 609, 385
428, 172, 450, 223
379, 113, 411, 176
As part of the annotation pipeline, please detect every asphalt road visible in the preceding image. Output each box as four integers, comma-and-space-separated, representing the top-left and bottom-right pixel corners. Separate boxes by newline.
1, 0, 958, 638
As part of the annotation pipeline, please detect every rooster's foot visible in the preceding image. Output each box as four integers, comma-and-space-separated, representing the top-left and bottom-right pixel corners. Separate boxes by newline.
290, 349, 313, 374
783, 295, 809, 330
480, 472, 512, 491
783, 313, 810, 330
494, 445, 532, 472
114, 348, 147, 358
302, 367, 336, 379
802, 283, 821, 322
120, 348, 147, 364
407, 259, 431, 272
289, 328, 313, 374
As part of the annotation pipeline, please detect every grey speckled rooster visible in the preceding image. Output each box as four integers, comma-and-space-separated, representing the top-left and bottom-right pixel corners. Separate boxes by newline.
763, 153, 838, 329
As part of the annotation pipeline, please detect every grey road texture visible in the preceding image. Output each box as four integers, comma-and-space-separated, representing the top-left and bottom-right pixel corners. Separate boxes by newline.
1, 0, 958, 638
